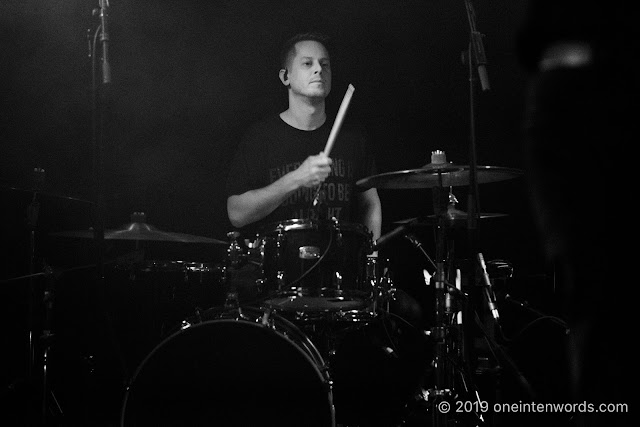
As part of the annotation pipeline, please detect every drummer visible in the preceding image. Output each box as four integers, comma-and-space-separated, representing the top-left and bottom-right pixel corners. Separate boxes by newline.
225, 31, 381, 242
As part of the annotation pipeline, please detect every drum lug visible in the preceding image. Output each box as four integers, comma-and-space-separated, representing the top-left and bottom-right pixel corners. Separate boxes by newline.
180, 319, 192, 330
276, 270, 286, 291
333, 271, 343, 289
260, 308, 273, 327
325, 377, 334, 393
226, 231, 244, 268
255, 278, 265, 294
366, 255, 378, 285
275, 225, 286, 272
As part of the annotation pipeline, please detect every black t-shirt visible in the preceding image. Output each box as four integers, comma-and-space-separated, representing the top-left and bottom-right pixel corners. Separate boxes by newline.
226, 113, 376, 236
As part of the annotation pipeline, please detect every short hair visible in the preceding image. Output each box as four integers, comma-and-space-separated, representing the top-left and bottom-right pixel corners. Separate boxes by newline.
279, 32, 332, 70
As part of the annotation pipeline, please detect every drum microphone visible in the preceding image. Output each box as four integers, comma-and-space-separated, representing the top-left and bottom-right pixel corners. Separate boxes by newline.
477, 253, 500, 323
98, 0, 111, 84
373, 223, 411, 251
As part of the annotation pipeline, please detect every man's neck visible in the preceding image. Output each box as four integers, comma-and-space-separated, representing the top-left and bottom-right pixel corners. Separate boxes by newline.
280, 96, 326, 130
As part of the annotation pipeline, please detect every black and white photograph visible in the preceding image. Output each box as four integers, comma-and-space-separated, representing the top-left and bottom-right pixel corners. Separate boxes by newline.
1, 1, 631, 426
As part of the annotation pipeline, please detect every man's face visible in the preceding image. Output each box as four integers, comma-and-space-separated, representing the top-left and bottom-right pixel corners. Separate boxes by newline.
286, 40, 332, 100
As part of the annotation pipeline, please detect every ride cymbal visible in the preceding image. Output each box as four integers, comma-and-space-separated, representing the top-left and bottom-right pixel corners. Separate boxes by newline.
356, 165, 523, 190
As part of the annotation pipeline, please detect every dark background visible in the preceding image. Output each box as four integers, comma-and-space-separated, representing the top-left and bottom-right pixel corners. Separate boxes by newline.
1, 1, 571, 426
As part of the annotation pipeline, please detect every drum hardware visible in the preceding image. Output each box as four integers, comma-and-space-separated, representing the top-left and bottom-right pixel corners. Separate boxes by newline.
38, 263, 64, 425
360, 144, 524, 426
1, 261, 104, 425
1, 169, 98, 425
220, 231, 247, 320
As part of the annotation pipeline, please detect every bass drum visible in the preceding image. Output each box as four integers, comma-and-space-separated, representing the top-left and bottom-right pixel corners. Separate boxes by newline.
120, 306, 335, 427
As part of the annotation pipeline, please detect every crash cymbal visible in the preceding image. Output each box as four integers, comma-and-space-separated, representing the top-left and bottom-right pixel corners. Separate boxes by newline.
394, 208, 508, 227
1, 184, 94, 204
356, 165, 523, 190
50, 222, 227, 244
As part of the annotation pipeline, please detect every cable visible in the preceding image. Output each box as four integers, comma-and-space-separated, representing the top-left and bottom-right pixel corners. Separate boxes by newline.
473, 311, 536, 399
285, 225, 334, 288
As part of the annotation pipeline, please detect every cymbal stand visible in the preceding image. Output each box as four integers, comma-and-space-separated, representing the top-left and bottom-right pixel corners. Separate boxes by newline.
426, 166, 457, 426
221, 231, 245, 319
25, 170, 43, 383
408, 153, 485, 427
39, 265, 64, 425
17, 167, 65, 425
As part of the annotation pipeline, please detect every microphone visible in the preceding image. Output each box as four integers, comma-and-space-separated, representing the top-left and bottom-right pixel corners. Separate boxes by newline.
373, 223, 411, 251
477, 253, 499, 322
99, 0, 111, 84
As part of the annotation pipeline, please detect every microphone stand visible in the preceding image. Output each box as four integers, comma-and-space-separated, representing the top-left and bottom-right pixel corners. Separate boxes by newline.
461, 0, 490, 395
87, 2, 129, 417
92, 1, 109, 293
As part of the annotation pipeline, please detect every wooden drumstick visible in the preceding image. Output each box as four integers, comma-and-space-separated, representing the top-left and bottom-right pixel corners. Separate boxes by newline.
313, 84, 355, 206
324, 83, 355, 157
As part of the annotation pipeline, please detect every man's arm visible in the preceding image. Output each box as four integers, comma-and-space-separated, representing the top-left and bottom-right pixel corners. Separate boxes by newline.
358, 187, 382, 241
227, 152, 332, 228
227, 181, 294, 229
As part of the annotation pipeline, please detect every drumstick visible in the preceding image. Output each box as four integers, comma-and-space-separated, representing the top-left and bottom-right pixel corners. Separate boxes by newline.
323, 84, 355, 157
312, 84, 355, 207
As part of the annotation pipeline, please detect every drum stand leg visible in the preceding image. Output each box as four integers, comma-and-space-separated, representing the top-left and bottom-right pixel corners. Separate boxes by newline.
17, 185, 64, 425
38, 266, 64, 426
40, 334, 64, 426
221, 231, 249, 320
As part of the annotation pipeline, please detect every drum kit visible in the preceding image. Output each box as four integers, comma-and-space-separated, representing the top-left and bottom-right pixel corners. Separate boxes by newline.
2, 151, 522, 427
117, 151, 521, 426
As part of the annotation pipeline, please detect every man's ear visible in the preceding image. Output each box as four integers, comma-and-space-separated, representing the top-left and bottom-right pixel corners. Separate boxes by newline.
279, 68, 289, 86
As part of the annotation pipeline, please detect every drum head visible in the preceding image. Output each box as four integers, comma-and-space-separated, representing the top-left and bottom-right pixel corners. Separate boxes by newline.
121, 312, 334, 426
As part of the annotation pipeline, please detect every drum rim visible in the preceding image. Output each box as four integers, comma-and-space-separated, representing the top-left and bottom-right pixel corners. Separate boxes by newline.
138, 259, 221, 271
120, 307, 334, 426
261, 218, 371, 235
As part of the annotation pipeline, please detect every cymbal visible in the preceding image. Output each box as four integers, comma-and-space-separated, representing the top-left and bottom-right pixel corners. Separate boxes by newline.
2, 184, 94, 204
50, 222, 227, 244
394, 208, 508, 227
356, 165, 523, 189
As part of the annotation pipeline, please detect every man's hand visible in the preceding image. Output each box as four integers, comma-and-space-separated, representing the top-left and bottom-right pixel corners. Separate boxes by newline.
294, 152, 333, 188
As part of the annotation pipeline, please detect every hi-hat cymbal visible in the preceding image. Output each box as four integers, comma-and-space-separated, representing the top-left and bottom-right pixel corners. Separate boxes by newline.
50, 222, 227, 244
2, 184, 94, 204
394, 208, 508, 227
356, 165, 523, 189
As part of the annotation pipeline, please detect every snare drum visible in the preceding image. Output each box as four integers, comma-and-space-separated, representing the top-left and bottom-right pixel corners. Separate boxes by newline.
121, 306, 335, 427
257, 219, 374, 313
